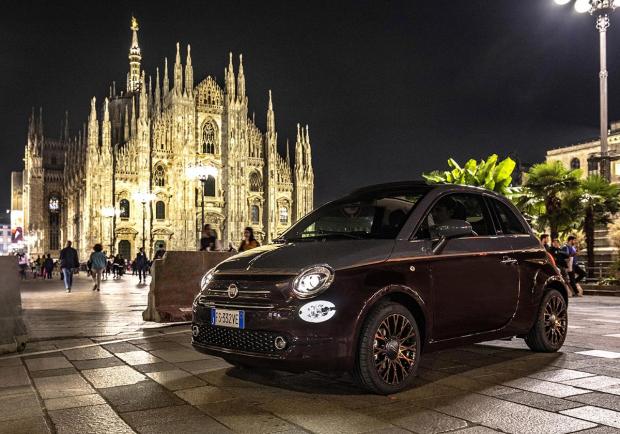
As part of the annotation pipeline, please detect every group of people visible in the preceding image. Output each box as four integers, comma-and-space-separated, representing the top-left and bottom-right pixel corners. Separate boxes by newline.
16, 253, 57, 280
541, 234, 586, 297
200, 224, 260, 253
56, 241, 165, 293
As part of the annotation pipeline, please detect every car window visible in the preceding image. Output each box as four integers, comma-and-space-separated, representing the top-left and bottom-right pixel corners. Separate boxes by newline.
284, 192, 425, 241
415, 193, 493, 239
492, 199, 528, 235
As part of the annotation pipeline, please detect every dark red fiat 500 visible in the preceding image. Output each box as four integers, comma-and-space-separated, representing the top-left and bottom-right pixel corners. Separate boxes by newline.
192, 182, 569, 394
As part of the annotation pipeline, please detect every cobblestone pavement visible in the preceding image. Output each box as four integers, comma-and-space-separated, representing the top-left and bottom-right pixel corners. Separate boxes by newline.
1, 289, 619, 433
20, 273, 172, 341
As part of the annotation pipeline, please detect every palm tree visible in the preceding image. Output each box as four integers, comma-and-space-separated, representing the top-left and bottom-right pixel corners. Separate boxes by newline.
579, 175, 620, 277
521, 161, 582, 238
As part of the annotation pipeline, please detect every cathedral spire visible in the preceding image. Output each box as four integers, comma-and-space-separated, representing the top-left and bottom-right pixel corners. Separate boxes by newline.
237, 54, 245, 99
286, 139, 291, 166
184, 44, 193, 97
103, 98, 110, 122
128, 16, 142, 93
139, 72, 148, 119
267, 90, 275, 135
131, 96, 137, 135
38, 106, 43, 137
154, 67, 161, 114
163, 57, 169, 100
89, 98, 97, 123
174, 42, 183, 95
225, 52, 235, 99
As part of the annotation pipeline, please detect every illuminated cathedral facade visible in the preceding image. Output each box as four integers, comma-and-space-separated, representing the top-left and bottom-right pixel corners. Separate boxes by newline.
15, 18, 314, 259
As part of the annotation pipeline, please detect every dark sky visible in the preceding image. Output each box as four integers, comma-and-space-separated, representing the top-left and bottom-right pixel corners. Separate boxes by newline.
1, 0, 616, 211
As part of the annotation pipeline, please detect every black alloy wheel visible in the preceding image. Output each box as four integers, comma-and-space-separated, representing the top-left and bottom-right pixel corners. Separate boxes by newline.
525, 289, 568, 352
355, 302, 421, 394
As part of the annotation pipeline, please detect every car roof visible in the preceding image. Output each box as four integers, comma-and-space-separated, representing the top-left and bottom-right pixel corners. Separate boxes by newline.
349, 181, 504, 198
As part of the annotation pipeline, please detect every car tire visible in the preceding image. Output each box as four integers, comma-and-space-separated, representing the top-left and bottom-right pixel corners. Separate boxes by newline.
524, 289, 568, 352
354, 302, 421, 395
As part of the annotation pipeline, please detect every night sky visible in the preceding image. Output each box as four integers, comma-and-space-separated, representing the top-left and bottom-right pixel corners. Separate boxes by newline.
1, 0, 617, 212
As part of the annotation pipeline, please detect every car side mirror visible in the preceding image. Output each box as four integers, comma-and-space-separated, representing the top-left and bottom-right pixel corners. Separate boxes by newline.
430, 220, 473, 254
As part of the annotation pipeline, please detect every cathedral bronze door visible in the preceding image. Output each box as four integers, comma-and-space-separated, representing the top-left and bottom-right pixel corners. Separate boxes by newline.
118, 240, 131, 260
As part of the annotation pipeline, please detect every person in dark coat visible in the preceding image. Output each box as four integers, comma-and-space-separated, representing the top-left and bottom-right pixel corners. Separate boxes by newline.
59, 241, 79, 293
135, 248, 149, 284
43, 254, 54, 279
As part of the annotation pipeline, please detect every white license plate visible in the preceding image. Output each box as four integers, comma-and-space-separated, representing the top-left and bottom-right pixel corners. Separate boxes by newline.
211, 308, 245, 329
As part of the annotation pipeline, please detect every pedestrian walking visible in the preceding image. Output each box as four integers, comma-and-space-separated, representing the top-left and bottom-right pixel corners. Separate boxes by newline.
59, 241, 79, 293
135, 248, 149, 284
238, 227, 260, 252
43, 254, 54, 279
89, 244, 107, 292
566, 235, 585, 297
18, 253, 28, 280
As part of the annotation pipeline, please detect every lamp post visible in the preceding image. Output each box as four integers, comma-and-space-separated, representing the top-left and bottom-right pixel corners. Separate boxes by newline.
186, 162, 218, 232
101, 207, 119, 254
554, 0, 617, 180
132, 192, 156, 251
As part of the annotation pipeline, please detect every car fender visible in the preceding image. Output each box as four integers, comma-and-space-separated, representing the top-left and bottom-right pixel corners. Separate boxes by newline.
351, 283, 430, 359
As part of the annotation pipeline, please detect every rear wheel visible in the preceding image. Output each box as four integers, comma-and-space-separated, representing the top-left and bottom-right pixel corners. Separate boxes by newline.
354, 302, 421, 394
525, 289, 568, 352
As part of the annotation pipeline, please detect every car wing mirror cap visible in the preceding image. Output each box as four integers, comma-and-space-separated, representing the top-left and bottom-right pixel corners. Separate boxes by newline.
430, 220, 473, 254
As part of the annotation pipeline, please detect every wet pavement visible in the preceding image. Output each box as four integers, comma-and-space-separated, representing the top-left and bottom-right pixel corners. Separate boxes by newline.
1, 277, 620, 433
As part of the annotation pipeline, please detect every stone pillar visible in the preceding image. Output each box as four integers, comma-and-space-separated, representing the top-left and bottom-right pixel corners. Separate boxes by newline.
0, 256, 27, 354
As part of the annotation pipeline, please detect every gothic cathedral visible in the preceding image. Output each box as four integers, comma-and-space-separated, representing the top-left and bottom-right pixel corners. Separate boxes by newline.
15, 18, 314, 260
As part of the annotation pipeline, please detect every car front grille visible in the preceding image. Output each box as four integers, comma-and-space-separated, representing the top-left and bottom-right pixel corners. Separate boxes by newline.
199, 274, 294, 308
192, 323, 282, 354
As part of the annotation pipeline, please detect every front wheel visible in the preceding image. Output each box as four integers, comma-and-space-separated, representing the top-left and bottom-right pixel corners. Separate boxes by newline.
354, 302, 421, 394
524, 289, 568, 352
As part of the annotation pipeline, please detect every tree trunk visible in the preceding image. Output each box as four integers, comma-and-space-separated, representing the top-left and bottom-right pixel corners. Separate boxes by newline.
585, 207, 595, 279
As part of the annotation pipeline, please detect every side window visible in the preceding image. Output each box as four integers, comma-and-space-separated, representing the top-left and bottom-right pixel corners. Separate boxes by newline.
493, 200, 527, 235
415, 193, 493, 239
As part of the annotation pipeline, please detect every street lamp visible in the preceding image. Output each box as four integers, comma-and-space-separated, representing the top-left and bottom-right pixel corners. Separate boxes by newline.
132, 191, 156, 251
554, 0, 618, 180
186, 162, 218, 231
101, 207, 119, 254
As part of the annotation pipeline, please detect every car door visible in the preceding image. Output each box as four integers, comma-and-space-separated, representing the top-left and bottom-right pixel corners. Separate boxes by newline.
423, 193, 519, 341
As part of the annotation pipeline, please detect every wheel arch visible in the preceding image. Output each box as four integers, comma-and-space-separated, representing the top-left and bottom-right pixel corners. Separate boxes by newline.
544, 275, 570, 303
353, 285, 429, 355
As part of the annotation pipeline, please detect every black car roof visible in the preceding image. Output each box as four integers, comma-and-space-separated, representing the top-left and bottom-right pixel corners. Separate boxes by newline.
349, 181, 499, 197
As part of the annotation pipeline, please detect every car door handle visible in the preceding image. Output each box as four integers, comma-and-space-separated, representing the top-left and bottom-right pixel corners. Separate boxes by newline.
500, 256, 518, 266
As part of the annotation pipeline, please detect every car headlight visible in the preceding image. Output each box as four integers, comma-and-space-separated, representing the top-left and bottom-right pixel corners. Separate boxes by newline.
200, 269, 215, 291
292, 265, 335, 299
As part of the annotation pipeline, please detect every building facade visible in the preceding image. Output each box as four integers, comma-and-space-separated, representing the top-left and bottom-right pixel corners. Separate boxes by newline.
14, 18, 314, 260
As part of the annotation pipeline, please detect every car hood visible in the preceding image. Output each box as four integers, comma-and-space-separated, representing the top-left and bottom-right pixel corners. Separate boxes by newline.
215, 240, 396, 274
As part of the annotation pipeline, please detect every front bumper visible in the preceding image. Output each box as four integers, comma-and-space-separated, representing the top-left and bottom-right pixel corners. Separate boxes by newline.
191, 302, 353, 372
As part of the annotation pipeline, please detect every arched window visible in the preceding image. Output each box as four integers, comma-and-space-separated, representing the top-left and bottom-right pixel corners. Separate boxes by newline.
570, 158, 581, 170
279, 207, 289, 224
154, 165, 165, 187
202, 121, 216, 154
119, 199, 130, 218
49, 195, 61, 250
155, 201, 166, 219
251, 205, 260, 224
249, 171, 262, 192
203, 176, 216, 197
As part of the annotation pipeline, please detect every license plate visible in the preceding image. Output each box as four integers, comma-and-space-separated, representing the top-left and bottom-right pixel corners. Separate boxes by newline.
211, 308, 245, 329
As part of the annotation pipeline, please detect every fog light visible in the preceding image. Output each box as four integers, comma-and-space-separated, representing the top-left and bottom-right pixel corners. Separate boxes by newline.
274, 336, 287, 350
298, 300, 336, 323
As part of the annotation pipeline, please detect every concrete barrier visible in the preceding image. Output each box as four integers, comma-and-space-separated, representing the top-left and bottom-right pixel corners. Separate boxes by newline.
143, 251, 234, 322
0, 256, 28, 354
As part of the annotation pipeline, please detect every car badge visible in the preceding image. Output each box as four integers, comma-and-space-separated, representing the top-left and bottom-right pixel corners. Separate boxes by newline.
227, 283, 239, 299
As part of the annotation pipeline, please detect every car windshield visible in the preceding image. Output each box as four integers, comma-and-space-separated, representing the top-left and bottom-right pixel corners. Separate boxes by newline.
280, 190, 426, 241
